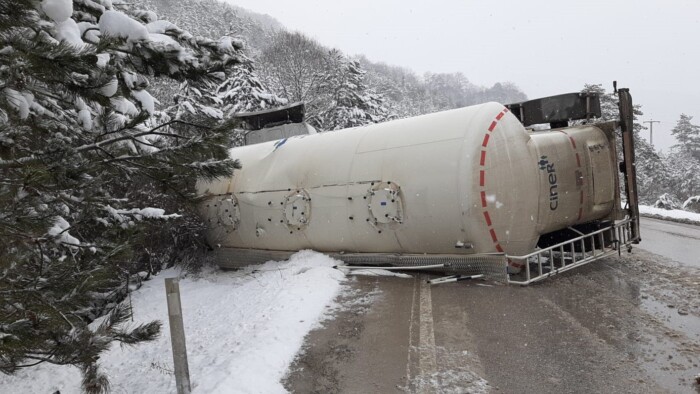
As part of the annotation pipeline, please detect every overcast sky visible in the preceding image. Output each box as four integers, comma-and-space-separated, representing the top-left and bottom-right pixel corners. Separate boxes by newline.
227, 0, 699, 151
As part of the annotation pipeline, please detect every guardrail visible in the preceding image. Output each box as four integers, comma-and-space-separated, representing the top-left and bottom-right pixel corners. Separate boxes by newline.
506, 218, 636, 285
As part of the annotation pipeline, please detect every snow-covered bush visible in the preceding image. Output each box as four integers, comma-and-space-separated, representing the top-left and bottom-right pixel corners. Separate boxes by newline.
683, 196, 700, 213
0, 0, 245, 391
653, 193, 681, 210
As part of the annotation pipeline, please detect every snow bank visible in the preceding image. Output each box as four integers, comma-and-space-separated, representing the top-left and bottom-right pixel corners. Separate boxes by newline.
0, 251, 346, 393
640, 205, 700, 224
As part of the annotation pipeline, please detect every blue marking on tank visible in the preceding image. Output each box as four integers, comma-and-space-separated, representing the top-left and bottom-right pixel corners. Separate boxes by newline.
273, 138, 288, 151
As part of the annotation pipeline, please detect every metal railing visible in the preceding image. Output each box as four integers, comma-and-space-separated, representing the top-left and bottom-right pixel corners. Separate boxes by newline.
506, 218, 636, 285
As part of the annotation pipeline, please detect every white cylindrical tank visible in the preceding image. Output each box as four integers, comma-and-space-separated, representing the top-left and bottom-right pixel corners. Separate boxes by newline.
197, 102, 618, 267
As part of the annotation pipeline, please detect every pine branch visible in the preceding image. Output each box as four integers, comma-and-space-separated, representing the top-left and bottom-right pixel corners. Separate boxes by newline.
0, 2, 244, 386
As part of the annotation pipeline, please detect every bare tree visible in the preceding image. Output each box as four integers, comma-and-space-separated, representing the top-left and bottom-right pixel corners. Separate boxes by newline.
257, 32, 329, 107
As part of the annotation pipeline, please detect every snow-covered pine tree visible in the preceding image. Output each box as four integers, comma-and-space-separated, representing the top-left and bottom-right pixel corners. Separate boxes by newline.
662, 147, 700, 201
356, 56, 415, 117
670, 113, 700, 160
316, 50, 392, 130
635, 136, 669, 204
168, 79, 225, 121
143, 0, 281, 60
0, 1, 243, 391
217, 61, 287, 116
665, 114, 700, 205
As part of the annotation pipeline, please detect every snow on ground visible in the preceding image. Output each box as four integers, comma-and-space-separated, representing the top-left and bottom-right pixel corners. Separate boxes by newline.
0, 250, 346, 394
639, 204, 700, 224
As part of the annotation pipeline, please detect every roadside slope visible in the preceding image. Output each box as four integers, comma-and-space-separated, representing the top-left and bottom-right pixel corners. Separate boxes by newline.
0, 251, 346, 393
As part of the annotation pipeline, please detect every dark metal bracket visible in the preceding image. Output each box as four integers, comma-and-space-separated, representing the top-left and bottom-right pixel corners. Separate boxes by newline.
506, 92, 601, 128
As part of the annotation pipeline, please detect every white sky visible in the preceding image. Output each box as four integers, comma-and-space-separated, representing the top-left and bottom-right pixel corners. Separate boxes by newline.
226, 0, 700, 151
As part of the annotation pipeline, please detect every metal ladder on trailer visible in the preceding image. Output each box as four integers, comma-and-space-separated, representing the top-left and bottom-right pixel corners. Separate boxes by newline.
506, 218, 637, 285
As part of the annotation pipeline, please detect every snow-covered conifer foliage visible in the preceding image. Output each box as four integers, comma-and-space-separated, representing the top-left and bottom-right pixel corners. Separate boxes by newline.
360, 58, 528, 119
142, 0, 529, 127
671, 114, 700, 160
217, 62, 287, 116
257, 32, 393, 131
0, 0, 243, 391
317, 50, 392, 130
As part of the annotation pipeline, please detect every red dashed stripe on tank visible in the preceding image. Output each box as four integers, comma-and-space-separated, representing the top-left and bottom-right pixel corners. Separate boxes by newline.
478, 107, 509, 255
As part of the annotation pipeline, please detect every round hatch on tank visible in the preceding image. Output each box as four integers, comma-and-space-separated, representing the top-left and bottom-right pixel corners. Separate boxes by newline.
284, 189, 311, 230
367, 182, 403, 226
217, 195, 240, 230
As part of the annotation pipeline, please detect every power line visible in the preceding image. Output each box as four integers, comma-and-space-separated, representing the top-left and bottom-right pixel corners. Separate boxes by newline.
643, 120, 660, 146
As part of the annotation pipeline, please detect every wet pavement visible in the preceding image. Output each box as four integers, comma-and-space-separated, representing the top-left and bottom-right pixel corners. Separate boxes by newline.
284, 248, 700, 393
638, 217, 700, 269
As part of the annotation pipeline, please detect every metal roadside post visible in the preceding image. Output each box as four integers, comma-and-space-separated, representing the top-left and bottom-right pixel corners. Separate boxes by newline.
165, 278, 192, 394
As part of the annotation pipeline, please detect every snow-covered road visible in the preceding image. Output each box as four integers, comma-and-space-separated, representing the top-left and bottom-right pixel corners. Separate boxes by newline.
638, 217, 700, 269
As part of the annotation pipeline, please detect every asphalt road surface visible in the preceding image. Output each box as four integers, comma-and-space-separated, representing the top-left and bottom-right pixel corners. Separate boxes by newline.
638, 217, 700, 269
285, 221, 700, 393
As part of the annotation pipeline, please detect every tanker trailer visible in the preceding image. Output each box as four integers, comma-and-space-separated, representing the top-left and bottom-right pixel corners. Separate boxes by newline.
197, 88, 640, 284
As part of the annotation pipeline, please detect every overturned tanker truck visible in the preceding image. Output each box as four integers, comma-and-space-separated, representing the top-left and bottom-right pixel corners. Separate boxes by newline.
197, 85, 641, 285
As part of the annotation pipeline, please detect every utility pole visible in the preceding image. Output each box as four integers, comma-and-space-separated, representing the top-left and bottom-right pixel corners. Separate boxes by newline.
643, 120, 660, 146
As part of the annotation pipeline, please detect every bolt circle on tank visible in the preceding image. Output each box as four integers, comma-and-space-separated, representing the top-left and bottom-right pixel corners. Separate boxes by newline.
283, 189, 311, 230
366, 182, 404, 227
217, 195, 240, 230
